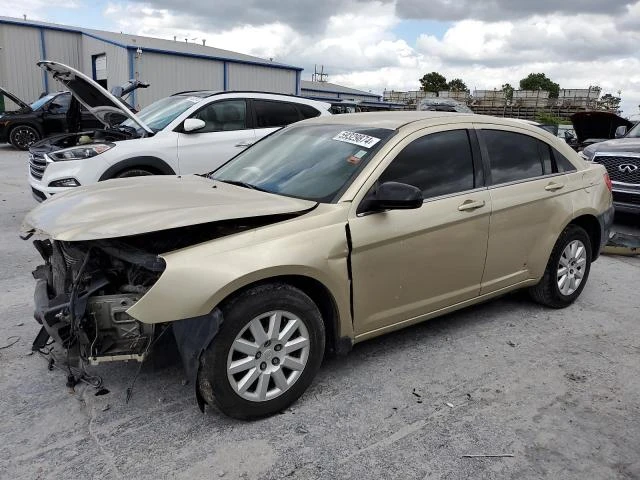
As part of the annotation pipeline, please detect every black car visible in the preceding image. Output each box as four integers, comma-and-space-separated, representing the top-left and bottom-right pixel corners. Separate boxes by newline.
0, 80, 148, 150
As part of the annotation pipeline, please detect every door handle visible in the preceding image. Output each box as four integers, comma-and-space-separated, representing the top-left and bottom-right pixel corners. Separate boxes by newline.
235, 142, 254, 148
545, 182, 564, 192
458, 199, 486, 211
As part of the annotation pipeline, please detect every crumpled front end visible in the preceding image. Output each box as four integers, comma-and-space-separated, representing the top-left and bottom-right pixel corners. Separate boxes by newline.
31, 238, 165, 364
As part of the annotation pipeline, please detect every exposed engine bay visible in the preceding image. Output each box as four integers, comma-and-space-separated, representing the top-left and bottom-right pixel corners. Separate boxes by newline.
29, 215, 298, 369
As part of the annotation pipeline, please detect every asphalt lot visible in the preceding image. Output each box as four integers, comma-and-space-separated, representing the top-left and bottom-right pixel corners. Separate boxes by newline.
0, 143, 639, 480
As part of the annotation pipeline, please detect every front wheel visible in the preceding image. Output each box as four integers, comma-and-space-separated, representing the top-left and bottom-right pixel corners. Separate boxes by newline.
114, 168, 154, 178
9, 125, 41, 150
198, 283, 325, 419
529, 224, 592, 308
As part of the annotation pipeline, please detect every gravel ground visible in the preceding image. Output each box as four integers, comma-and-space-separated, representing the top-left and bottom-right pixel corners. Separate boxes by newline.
0, 144, 639, 480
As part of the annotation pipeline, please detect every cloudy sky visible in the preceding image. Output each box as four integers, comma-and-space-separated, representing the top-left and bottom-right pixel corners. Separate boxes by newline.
3, 0, 640, 115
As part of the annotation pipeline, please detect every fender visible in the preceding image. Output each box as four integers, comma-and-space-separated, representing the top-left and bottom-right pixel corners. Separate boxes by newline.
99, 156, 176, 180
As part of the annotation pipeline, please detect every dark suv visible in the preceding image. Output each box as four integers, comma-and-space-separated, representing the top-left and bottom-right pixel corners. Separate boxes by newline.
580, 121, 640, 213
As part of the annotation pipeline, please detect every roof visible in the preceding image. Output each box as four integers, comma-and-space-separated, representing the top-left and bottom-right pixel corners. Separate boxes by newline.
0, 16, 301, 71
298, 111, 567, 135
300, 80, 380, 98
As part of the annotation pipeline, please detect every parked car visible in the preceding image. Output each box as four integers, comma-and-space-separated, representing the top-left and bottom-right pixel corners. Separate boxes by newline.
579, 120, 640, 213
23, 112, 613, 419
0, 80, 148, 151
0, 89, 102, 150
29, 61, 331, 202
417, 97, 473, 113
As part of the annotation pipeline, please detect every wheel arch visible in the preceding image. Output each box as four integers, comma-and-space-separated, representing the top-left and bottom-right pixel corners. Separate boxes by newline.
8, 122, 44, 138
98, 156, 176, 180
217, 275, 350, 357
568, 214, 601, 261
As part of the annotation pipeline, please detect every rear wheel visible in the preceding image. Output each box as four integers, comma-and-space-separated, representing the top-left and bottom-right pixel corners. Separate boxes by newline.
198, 283, 325, 419
9, 125, 40, 150
529, 224, 592, 308
114, 168, 154, 178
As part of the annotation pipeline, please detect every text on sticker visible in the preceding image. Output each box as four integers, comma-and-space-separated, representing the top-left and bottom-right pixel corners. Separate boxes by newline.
333, 131, 381, 148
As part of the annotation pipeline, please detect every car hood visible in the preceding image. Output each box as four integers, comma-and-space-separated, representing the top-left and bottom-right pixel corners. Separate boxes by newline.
37, 61, 153, 135
584, 137, 640, 154
0, 86, 31, 112
22, 175, 317, 241
570, 111, 633, 144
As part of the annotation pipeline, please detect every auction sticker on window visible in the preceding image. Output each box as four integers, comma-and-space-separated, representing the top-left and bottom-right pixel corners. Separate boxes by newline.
333, 131, 381, 148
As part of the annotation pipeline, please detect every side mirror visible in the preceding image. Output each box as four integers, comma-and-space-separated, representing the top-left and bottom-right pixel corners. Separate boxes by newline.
361, 181, 423, 213
615, 125, 627, 138
183, 118, 206, 133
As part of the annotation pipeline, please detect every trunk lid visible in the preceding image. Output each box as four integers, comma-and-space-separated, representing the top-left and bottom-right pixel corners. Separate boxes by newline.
37, 61, 153, 135
22, 175, 317, 241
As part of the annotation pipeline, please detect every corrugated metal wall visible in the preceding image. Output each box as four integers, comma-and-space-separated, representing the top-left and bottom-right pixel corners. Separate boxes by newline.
134, 52, 225, 107
43, 30, 82, 70
0, 24, 43, 109
81, 36, 129, 92
228, 63, 296, 94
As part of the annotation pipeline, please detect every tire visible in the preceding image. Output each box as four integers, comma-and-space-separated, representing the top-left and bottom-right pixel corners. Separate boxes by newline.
198, 283, 325, 419
114, 168, 154, 178
9, 125, 41, 150
529, 224, 592, 308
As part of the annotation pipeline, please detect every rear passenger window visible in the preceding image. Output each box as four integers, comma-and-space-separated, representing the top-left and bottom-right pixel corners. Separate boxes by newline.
298, 104, 321, 120
378, 129, 475, 199
253, 100, 300, 128
552, 148, 577, 172
483, 130, 543, 184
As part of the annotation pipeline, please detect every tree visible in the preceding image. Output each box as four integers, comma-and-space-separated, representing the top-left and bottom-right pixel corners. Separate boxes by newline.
420, 72, 448, 94
447, 78, 468, 92
501, 83, 514, 101
599, 93, 621, 111
519, 73, 560, 98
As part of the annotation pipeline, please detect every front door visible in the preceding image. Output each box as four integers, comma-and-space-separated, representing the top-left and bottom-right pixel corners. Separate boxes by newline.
41, 93, 71, 135
349, 127, 491, 336
177, 99, 256, 174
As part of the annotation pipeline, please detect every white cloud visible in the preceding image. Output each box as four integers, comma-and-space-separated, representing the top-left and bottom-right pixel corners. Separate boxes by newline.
102, 1, 640, 116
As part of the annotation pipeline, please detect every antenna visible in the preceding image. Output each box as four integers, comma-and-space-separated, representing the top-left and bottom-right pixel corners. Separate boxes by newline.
312, 65, 328, 83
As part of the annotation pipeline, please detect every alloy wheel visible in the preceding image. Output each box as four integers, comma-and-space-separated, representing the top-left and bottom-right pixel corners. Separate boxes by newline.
226, 310, 310, 402
12, 126, 38, 149
557, 239, 587, 296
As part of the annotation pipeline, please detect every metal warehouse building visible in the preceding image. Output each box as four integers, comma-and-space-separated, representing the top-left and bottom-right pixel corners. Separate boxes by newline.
300, 80, 382, 103
0, 16, 302, 110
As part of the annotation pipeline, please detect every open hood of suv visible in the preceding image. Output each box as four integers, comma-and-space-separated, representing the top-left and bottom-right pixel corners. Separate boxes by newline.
37, 61, 153, 135
22, 175, 317, 241
570, 111, 633, 144
0, 86, 31, 112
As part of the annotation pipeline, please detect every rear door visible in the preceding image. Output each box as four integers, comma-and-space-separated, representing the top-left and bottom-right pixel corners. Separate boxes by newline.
176, 99, 256, 174
251, 99, 305, 141
477, 126, 577, 294
349, 125, 491, 335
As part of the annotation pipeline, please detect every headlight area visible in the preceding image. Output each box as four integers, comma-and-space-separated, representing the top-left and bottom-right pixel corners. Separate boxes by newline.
31, 238, 167, 368
48, 143, 114, 161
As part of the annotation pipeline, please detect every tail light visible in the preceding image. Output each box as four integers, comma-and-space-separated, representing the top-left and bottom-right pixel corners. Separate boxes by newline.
604, 173, 613, 192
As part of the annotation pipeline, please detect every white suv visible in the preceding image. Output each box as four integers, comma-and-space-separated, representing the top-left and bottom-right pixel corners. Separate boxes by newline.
29, 62, 330, 202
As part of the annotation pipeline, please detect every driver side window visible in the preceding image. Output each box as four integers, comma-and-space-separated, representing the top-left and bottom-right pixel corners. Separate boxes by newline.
190, 100, 247, 133
378, 129, 476, 199
48, 94, 71, 114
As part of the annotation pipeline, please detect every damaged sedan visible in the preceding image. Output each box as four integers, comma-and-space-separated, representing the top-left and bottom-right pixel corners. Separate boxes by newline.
23, 112, 613, 419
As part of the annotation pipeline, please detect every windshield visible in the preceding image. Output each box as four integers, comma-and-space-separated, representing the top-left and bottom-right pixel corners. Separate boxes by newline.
212, 124, 394, 202
624, 122, 640, 138
30, 93, 58, 111
120, 95, 201, 132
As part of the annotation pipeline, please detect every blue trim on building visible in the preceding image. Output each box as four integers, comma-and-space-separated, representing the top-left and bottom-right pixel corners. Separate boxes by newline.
0, 18, 302, 72
128, 49, 137, 107
295, 71, 301, 95
38, 28, 49, 93
223, 62, 229, 90
300, 86, 380, 100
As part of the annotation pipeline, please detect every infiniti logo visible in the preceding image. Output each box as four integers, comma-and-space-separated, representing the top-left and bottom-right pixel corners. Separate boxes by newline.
619, 163, 639, 173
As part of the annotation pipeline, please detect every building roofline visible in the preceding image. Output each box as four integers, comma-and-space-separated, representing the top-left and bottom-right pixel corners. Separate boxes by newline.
300, 86, 381, 99
0, 17, 303, 72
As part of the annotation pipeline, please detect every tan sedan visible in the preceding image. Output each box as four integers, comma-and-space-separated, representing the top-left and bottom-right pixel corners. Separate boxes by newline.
23, 112, 614, 419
